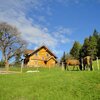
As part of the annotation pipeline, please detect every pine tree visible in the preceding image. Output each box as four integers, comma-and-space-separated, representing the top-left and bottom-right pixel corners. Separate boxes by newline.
93, 29, 99, 39
60, 52, 66, 63
88, 36, 98, 58
70, 41, 82, 59
97, 34, 100, 58
93, 29, 100, 58
82, 31, 98, 59
81, 38, 89, 57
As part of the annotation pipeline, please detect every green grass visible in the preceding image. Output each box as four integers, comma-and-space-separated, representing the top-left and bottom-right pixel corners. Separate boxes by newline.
0, 69, 100, 100
93, 60, 100, 71
0, 61, 100, 100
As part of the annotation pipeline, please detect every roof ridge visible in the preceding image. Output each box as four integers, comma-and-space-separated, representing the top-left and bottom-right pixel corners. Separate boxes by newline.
29, 45, 57, 58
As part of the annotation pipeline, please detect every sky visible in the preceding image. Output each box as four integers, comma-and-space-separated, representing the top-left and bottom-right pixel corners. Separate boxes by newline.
0, 0, 100, 59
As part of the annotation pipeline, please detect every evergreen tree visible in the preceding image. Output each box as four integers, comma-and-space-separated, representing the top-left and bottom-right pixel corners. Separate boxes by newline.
88, 36, 98, 58
60, 52, 66, 63
81, 38, 91, 57
60, 53, 74, 64
97, 34, 100, 58
70, 41, 82, 59
82, 31, 98, 59
92, 29, 100, 58
60, 52, 67, 70
65, 53, 74, 60
93, 29, 99, 39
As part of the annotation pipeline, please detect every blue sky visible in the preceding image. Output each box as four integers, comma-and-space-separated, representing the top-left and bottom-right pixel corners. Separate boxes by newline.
0, 0, 100, 59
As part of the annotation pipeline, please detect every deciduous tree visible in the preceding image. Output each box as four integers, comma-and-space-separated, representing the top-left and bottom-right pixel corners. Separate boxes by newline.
0, 22, 27, 70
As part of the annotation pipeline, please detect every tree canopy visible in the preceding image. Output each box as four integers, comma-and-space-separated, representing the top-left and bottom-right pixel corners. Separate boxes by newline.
0, 22, 27, 68
70, 41, 82, 59
81, 29, 99, 59
67, 29, 100, 60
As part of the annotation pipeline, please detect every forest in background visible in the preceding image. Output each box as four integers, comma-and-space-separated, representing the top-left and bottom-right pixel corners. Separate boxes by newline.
61, 29, 100, 61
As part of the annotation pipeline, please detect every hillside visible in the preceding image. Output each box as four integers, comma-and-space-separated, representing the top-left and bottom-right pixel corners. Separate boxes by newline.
0, 62, 100, 100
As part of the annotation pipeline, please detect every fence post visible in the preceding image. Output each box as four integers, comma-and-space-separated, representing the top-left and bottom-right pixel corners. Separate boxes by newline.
21, 59, 24, 73
62, 62, 64, 71
96, 57, 99, 70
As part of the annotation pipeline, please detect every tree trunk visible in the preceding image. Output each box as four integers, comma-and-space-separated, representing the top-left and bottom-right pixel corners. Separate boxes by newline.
5, 59, 9, 72
1, 50, 5, 61
1, 50, 9, 71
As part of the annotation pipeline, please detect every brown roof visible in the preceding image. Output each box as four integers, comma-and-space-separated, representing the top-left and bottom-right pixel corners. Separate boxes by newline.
47, 56, 57, 62
29, 45, 57, 58
24, 49, 34, 55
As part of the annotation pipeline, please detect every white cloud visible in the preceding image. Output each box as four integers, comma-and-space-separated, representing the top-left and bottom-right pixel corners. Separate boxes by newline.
52, 26, 73, 44
0, 0, 74, 51
55, 26, 73, 35
0, 0, 57, 47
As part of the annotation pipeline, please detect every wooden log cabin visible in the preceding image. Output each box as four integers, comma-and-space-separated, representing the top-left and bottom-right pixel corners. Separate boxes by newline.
24, 45, 57, 67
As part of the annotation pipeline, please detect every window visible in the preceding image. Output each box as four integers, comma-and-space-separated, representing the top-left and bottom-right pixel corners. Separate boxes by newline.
47, 53, 49, 57
35, 53, 38, 56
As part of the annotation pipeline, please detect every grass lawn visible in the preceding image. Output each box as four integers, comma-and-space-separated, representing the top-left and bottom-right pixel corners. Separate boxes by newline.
0, 61, 100, 100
